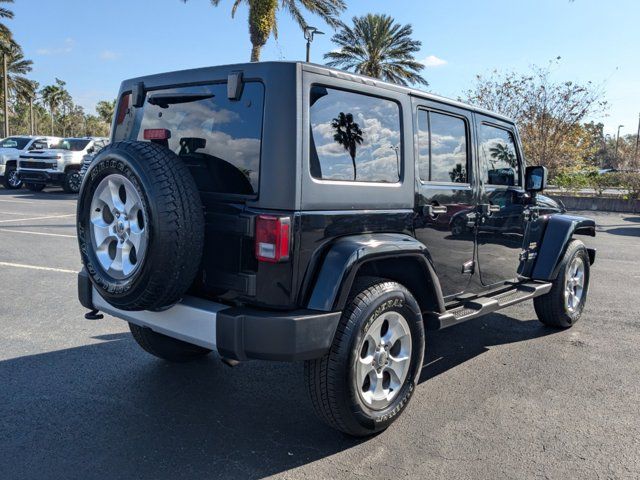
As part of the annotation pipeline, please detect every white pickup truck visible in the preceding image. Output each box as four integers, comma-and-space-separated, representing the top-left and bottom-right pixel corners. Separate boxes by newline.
17, 137, 109, 193
0, 136, 60, 189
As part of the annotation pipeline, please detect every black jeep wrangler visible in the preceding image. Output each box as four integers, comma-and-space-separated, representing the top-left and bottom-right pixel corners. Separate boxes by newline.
77, 62, 596, 437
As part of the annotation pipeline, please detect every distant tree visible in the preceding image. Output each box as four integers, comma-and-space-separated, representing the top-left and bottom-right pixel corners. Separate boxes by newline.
325, 14, 428, 86
331, 111, 363, 180
462, 60, 607, 174
182, 0, 345, 62
40, 78, 68, 135
96, 99, 115, 125
0, 0, 14, 44
0, 41, 34, 102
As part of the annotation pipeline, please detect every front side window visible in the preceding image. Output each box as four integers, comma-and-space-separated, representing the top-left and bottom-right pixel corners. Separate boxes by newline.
417, 110, 468, 183
54, 139, 91, 151
0, 137, 30, 150
478, 124, 521, 186
135, 82, 264, 195
309, 86, 401, 183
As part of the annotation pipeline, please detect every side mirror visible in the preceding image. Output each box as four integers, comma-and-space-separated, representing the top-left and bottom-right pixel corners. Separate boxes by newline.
525, 166, 547, 193
87, 147, 95, 155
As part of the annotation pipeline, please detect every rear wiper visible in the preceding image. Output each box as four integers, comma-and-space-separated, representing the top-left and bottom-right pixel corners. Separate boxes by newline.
147, 93, 214, 108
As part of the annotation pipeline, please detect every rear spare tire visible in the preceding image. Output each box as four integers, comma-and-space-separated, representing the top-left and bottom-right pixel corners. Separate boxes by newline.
77, 141, 204, 311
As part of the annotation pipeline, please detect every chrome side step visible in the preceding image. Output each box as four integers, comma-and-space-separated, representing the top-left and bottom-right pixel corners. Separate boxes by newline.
427, 281, 552, 330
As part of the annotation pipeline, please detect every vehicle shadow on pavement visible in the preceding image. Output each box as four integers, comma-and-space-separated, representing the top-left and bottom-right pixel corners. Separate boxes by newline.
0, 314, 558, 480
421, 313, 555, 383
0, 333, 364, 479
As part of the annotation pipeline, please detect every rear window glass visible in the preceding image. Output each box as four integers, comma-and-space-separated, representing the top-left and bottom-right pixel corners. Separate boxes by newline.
135, 82, 264, 195
309, 86, 401, 183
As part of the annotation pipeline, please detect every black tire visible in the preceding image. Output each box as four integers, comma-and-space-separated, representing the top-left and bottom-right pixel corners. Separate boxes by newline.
25, 183, 45, 192
62, 169, 82, 193
2, 165, 22, 189
129, 323, 211, 362
77, 141, 204, 311
534, 239, 590, 328
304, 278, 425, 437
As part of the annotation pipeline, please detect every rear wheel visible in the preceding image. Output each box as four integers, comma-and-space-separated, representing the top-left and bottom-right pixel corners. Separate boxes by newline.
25, 183, 45, 192
305, 278, 425, 437
129, 323, 211, 362
62, 169, 82, 193
2, 165, 22, 189
534, 240, 590, 328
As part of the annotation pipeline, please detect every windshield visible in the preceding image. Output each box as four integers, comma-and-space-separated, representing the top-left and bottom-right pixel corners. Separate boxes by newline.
53, 139, 91, 152
0, 137, 30, 150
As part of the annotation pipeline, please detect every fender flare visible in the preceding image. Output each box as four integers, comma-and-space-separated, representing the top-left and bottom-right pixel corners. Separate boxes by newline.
305, 233, 445, 313
531, 214, 596, 281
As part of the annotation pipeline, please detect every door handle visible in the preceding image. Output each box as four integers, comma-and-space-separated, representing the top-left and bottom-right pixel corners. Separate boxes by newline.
423, 204, 448, 217
479, 204, 501, 216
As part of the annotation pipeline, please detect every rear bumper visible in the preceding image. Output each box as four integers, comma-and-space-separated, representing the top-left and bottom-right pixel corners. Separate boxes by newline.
78, 270, 341, 362
17, 169, 65, 185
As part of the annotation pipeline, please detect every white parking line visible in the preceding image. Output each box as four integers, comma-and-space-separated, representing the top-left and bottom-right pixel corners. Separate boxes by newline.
0, 261, 76, 274
0, 228, 76, 238
0, 213, 75, 224
0, 198, 40, 204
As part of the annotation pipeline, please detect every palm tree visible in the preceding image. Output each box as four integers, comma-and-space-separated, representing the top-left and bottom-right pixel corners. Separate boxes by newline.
96, 99, 115, 125
0, 41, 34, 101
0, 0, 14, 44
182, 0, 345, 62
40, 79, 67, 136
331, 111, 363, 180
324, 14, 428, 87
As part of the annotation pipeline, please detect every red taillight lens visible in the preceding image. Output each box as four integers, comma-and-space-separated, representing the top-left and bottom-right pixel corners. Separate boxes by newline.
143, 128, 172, 140
115, 93, 130, 125
255, 215, 290, 263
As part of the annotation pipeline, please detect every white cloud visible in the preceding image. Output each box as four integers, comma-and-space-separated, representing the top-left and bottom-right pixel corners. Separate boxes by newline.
36, 38, 74, 56
421, 55, 447, 68
100, 50, 120, 61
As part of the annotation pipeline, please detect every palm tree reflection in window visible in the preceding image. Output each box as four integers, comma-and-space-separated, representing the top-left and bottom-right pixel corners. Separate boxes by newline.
449, 163, 466, 183
489, 143, 517, 168
331, 112, 364, 181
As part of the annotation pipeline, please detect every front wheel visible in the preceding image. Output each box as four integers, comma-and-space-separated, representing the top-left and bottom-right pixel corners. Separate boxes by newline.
25, 183, 45, 192
129, 323, 212, 362
2, 166, 22, 189
62, 169, 82, 193
534, 239, 590, 328
304, 278, 425, 437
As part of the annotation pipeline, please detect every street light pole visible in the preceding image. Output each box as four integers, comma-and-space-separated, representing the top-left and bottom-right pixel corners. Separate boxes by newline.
2, 52, 9, 138
304, 26, 324, 62
29, 96, 34, 135
615, 124, 624, 165
635, 113, 639, 164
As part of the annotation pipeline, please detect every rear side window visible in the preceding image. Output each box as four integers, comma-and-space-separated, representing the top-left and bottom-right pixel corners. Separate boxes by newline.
417, 110, 468, 183
478, 123, 521, 186
309, 86, 401, 183
135, 82, 264, 195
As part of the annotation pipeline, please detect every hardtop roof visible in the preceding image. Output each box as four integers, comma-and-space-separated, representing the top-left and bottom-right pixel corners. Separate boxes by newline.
122, 61, 513, 124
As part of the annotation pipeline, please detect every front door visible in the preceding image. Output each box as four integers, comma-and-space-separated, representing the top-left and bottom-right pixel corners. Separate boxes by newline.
413, 102, 476, 299
475, 116, 528, 287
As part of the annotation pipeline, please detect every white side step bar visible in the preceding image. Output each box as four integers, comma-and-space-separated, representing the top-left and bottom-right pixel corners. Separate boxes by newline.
92, 289, 225, 350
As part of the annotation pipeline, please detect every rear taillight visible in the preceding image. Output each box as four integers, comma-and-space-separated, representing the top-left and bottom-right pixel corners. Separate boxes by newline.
255, 215, 290, 263
115, 93, 130, 125
143, 128, 171, 140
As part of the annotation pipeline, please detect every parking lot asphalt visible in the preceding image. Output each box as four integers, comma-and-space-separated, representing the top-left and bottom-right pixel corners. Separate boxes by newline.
0, 187, 638, 480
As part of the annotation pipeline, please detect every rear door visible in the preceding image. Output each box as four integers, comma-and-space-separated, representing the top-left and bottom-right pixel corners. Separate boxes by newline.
412, 100, 477, 299
475, 115, 527, 287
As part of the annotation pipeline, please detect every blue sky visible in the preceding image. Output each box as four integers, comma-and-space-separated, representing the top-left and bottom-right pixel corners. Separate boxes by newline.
11, 0, 639, 135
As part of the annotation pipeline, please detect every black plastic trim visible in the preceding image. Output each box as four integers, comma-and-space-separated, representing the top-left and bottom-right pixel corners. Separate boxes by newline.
77, 269, 95, 310
216, 307, 341, 362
